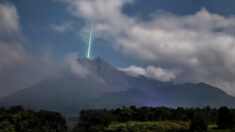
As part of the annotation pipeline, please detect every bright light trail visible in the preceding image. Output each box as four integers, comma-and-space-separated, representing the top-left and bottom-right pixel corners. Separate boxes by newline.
87, 17, 93, 59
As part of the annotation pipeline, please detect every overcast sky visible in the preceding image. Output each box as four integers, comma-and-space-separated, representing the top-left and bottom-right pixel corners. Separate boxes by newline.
1, 0, 235, 96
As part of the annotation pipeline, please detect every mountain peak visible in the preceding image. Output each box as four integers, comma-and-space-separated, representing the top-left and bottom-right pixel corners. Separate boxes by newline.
77, 57, 105, 63
77, 57, 115, 72
76, 57, 90, 64
93, 56, 103, 61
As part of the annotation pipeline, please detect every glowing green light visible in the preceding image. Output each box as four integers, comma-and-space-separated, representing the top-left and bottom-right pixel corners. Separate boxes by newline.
87, 18, 93, 59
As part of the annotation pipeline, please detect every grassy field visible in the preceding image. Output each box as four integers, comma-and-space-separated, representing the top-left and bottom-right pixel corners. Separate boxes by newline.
207, 124, 235, 132
105, 121, 189, 132
104, 121, 235, 132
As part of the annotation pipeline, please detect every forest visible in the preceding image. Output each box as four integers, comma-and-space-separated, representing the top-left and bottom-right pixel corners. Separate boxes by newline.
0, 106, 235, 132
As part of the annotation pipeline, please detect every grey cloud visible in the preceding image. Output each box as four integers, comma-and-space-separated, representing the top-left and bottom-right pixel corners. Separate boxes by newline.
0, 3, 58, 96
0, 52, 58, 96
0, 3, 25, 70
63, 52, 90, 78
0, 42, 26, 71
63, 52, 106, 85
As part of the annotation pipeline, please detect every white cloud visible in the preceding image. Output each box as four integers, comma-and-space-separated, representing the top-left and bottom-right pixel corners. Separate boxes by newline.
118, 65, 146, 77
61, 0, 235, 96
51, 21, 72, 33
0, 3, 19, 34
119, 65, 175, 82
145, 66, 176, 82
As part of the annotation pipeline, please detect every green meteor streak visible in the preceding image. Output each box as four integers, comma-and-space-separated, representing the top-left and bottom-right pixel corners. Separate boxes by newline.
87, 18, 93, 59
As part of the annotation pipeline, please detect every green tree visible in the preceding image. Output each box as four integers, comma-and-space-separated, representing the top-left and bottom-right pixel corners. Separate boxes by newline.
0, 106, 67, 132
0, 121, 15, 132
217, 107, 234, 129
190, 112, 208, 132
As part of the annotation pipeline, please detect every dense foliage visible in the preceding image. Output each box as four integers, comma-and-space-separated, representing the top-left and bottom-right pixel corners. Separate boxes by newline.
0, 106, 67, 132
72, 106, 235, 132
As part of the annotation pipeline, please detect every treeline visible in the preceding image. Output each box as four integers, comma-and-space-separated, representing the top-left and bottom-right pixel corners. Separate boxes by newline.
72, 106, 235, 132
0, 106, 234, 132
0, 106, 67, 132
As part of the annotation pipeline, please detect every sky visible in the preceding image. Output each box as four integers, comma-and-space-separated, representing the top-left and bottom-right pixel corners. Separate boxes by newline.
1, 0, 235, 96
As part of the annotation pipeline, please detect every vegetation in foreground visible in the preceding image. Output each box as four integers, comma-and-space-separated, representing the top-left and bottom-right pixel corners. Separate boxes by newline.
0, 106, 235, 132
0, 106, 67, 132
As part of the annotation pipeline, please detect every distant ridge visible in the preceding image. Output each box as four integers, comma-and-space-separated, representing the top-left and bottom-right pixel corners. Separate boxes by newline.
0, 57, 234, 114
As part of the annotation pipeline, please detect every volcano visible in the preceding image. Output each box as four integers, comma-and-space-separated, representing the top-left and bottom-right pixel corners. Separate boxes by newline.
0, 57, 235, 114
